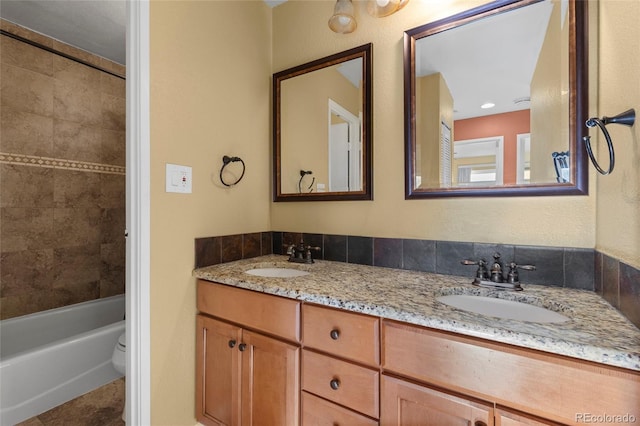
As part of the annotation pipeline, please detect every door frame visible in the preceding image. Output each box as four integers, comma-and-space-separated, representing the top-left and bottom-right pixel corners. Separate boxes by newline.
126, 0, 151, 424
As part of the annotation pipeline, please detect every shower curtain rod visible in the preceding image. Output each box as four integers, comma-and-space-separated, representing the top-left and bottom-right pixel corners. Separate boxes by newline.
0, 29, 125, 80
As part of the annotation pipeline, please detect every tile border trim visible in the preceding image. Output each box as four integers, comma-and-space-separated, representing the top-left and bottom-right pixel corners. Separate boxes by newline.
0, 152, 126, 175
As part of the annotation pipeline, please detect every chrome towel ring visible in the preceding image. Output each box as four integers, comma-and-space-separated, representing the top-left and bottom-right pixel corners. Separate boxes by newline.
583, 109, 635, 175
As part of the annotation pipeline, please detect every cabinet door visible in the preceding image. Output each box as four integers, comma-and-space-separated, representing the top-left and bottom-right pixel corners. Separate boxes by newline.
241, 330, 300, 426
196, 315, 242, 426
381, 375, 494, 426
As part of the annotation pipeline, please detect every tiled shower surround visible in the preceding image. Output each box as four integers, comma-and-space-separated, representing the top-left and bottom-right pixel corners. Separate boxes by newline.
0, 21, 126, 319
195, 231, 640, 329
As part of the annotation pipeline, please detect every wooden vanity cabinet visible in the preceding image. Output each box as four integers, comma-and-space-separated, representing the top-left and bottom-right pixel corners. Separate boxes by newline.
382, 320, 640, 424
301, 304, 381, 424
196, 281, 301, 426
196, 280, 640, 426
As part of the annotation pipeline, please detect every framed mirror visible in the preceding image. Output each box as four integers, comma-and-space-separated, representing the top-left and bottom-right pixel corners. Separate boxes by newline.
404, 0, 588, 198
273, 44, 372, 201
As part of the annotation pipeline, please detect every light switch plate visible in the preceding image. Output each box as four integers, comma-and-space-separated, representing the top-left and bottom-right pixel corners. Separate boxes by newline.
165, 163, 192, 193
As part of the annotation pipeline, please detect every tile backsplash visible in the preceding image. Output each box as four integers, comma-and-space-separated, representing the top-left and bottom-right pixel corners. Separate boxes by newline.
195, 231, 640, 330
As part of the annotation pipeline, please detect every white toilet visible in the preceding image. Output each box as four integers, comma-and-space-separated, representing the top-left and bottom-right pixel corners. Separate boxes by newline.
112, 332, 127, 422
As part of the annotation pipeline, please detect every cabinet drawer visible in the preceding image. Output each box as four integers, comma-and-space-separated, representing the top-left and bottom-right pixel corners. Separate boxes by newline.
382, 320, 640, 423
197, 280, 300, 342
303, 304, 379, 366
302, 391, 378, 426
302, 349, 379, 418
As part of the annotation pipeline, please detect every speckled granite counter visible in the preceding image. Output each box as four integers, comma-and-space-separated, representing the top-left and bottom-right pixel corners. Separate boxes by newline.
194, 255, 640, 371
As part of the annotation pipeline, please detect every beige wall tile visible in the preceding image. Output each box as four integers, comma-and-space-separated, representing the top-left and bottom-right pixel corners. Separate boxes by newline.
53, 79, 102, 125
0, 164, 54, 208
49, 280, 100, 307
0, 108, 54, 155
53, 119, 102, 163
53, 169, 101, 208
1, 35, 53, 76
100, 174, 126, 209
0, 249, 54, 297
0, 207, 54, 252
0, 20, 126, 320
53, 207, 101, 248
101, 129, 126, 166
52, 244, 101, 288
53, 55, 102, 88
101, 73, 126, 97
1, 63, 54, 117
101, 94, 126, 131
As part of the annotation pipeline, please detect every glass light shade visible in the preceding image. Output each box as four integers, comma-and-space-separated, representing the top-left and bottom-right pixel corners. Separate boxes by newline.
329, 0, 357, 34
367, 0, 409, 17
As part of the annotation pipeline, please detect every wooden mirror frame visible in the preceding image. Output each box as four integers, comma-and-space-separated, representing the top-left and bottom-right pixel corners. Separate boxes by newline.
404, 0, 588, 199
273, 43, 373, 202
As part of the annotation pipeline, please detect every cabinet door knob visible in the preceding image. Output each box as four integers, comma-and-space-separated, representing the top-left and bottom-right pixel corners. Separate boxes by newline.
238, 343, 247, 352
228, 339, 236, 348
474, 421, 487, 426
329, 379, 340, 390
330, 329, 340, 340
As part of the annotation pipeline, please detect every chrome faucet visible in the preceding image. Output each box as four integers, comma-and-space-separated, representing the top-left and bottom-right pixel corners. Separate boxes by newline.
285, 240, 321, 264
461, 252, 535, 291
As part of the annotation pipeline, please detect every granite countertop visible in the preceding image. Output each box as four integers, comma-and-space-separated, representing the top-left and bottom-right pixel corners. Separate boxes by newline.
193, 254, 640, 371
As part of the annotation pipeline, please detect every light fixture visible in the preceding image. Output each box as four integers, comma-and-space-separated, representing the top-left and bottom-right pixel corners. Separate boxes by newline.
480, 102, 496, 109
329, 0, 357, 34
367, 0, 409, 18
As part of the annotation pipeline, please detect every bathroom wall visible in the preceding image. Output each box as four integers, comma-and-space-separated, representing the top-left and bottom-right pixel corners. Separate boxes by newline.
0, 20, 126, 320
594, 0, 640, 328
149, 1, 272, 424
271, 0, 596, 249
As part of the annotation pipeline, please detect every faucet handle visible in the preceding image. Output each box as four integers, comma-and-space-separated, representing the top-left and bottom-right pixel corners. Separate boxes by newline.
461, 259, 489, 280
506, 262, 536, 284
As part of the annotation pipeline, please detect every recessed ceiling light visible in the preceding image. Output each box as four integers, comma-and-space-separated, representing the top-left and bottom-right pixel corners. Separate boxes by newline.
480, 102, 495, 109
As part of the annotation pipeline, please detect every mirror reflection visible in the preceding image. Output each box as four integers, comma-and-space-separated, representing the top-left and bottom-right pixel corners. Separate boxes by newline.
274, 44, 372, 201
405, 0, 588, 198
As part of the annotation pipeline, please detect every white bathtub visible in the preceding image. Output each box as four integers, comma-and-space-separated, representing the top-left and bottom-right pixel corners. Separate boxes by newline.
0, 295, 125, 426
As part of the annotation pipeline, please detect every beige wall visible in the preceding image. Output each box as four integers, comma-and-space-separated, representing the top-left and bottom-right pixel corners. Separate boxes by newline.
596, 0, 640, 268
149, 1, 272, 424
271, 0, 595, 247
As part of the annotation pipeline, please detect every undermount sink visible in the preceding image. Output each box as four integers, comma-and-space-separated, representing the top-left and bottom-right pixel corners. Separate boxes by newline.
244, 268, 310, 278
437, 294, 570, 323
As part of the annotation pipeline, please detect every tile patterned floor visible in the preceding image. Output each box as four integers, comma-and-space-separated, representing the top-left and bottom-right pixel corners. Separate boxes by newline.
16, 378, 125, 426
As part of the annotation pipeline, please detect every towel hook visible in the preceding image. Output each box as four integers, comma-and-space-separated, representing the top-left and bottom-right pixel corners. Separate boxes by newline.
583, 108, 635, 175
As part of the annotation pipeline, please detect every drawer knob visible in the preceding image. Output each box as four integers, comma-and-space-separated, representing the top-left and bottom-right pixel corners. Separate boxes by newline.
329, 379, 340, 390
474, 422, 487, 426
228, 339, 236, 348
330, 329, 340, 340
238, 343, 247, 352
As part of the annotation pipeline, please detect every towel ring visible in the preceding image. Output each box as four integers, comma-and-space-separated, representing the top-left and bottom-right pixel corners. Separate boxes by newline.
220, 155, 245, 186
583, 109, 635, 175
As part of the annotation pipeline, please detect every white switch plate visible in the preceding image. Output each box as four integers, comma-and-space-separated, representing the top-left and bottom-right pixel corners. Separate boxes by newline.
165, 163, 192, 193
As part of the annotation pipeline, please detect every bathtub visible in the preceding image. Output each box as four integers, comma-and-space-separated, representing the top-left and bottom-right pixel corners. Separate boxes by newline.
0, 295, 125, 425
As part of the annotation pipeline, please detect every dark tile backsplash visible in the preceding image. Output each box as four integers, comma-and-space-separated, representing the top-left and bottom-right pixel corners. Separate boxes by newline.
598, 253, 640, 329
195, 231, 640, 329
195, 232, 274, 268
